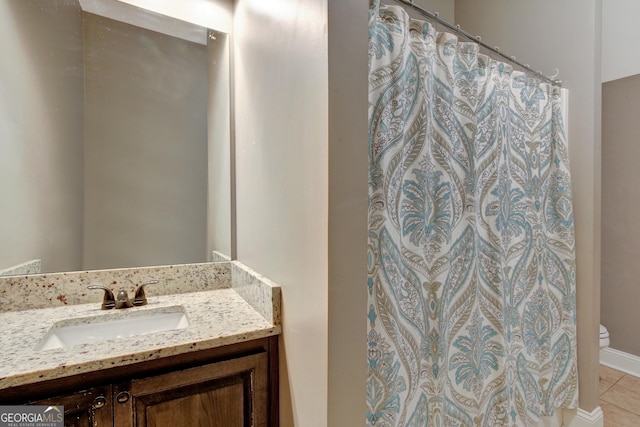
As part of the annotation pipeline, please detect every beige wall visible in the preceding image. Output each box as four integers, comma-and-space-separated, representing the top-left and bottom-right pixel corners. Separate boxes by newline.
327, 1, 369, 425
121, 0, 234, 267
233, 1, 330, 425
207, 33, 232, 259
601, 0, 640, 82
0, 1, 84, 274
602, 74, 640, 357
82, 14, 208, 270
414, 0, 454, 22
456, 0, 602, 412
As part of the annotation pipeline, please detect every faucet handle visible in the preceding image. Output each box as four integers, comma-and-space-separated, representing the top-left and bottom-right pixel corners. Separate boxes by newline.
133, 280, 158, 306
87, 285, 116, 310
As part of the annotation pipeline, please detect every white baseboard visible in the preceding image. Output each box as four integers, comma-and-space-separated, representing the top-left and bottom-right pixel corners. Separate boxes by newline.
600, 347, 640, 377
557, 346, 640, 427
562, 407, 604, 427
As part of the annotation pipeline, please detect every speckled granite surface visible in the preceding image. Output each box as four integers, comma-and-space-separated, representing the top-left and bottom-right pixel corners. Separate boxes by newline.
0, 288, 280, 390
0, 261, 281, 390
0, 259, 41, 277
0, 262, 231, 312
210, 250, 231, 262
230, 262, 281, 326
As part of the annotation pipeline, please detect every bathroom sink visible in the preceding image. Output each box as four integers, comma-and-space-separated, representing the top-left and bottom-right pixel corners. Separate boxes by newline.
35, 306, 190, 351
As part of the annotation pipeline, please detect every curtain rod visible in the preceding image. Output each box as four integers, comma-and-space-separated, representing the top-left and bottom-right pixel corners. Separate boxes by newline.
387, 0, 562, 87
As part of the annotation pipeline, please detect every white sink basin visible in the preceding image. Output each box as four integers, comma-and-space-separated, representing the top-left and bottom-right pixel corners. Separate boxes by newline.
35, 306, 189, 351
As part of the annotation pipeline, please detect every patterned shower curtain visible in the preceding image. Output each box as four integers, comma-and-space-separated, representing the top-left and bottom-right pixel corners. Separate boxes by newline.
366, 3, 578, 427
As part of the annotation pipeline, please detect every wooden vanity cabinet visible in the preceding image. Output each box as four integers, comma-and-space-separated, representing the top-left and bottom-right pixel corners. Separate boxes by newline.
31, 386, 113, 427
2, 337, 278, 427
114, 352, 268, 427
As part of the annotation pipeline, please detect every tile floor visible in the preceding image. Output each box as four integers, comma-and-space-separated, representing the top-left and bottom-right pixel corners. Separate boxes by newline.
599, 365, 640, 427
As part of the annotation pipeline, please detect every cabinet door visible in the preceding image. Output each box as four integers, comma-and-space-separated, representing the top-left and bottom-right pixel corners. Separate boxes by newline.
31, 386, 113, 427
114, 352, 268, 427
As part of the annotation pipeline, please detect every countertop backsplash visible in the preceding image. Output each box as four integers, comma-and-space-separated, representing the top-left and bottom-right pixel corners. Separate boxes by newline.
230, 262, 281, 327
0, 262, 232, 312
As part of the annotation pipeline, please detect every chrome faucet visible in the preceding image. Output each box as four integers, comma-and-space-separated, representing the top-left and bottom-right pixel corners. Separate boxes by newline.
88, 280, 158, 310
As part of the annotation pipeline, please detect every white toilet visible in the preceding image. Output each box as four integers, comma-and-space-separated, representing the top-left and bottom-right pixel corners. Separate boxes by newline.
600, 324, 610, 349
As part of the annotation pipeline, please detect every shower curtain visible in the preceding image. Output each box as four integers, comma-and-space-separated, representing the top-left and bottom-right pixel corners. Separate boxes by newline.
367, 3, 578, 427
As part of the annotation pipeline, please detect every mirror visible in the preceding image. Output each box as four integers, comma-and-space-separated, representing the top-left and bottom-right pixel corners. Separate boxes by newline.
0, 0, 233, 276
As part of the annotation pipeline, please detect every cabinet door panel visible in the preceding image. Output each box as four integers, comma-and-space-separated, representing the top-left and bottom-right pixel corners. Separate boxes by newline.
145, 381, 245, 426
119, 352, 268, 427
31, 386, 112, 427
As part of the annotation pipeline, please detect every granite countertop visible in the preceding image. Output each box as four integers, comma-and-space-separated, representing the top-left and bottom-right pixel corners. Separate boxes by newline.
0, 287, 281, 390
